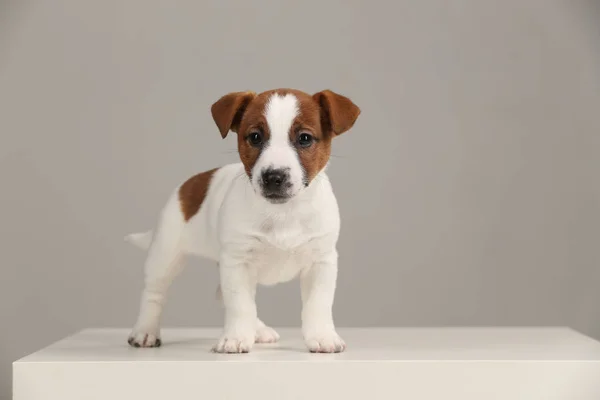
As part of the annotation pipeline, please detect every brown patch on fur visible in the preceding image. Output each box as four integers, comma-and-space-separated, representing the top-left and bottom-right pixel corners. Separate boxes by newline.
312, 90, 361, 136
211, 91, 256, 138
235, 93, 272, 177
178, 168, 218, 221
290, 91, 333, 183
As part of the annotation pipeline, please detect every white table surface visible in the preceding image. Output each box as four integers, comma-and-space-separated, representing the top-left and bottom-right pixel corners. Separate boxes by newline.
14, 327, 600, 400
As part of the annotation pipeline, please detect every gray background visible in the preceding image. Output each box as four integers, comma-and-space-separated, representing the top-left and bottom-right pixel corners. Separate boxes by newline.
1, 0, 600, 398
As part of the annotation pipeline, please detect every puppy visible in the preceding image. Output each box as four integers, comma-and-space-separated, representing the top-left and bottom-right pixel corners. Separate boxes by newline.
126, 88, 360, 353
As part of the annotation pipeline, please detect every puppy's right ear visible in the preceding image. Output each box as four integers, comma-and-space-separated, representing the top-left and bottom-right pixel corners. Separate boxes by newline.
211, 91, 256, 138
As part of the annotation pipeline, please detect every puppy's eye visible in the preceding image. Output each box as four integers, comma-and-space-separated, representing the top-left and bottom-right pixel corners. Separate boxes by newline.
298, 133, 314, 148
248, 131, 263, 147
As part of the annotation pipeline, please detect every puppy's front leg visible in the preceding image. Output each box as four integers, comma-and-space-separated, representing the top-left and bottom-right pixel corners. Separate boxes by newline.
212, 254, 257, 353
301, 251, 346, 353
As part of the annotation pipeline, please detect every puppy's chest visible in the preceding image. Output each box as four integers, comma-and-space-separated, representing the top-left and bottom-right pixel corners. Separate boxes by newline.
249, 218, 321, 285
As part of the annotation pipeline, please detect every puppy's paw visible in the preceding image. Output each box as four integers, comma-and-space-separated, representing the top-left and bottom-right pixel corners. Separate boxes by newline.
212, 334, 254, 353
255, 325, 280, 344
305, 331, 346, 353
127, 327, 162, 348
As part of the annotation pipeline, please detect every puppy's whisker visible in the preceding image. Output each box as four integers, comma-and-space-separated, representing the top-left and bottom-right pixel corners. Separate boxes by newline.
233, 171, 249, 182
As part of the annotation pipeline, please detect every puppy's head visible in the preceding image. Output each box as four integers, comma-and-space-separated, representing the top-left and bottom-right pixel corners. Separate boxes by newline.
211, 89, 360, 204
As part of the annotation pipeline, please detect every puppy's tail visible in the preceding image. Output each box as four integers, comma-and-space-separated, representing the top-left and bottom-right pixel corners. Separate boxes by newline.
124, 230, 153, 250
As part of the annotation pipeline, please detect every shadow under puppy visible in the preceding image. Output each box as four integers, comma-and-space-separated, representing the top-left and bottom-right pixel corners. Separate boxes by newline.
126, 88, 360, 353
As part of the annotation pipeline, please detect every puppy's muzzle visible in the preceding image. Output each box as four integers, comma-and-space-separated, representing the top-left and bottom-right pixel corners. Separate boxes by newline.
261, 168, 292, 203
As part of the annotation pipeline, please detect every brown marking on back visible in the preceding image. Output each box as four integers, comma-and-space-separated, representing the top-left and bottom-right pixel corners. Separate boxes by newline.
178, 168, 218, 221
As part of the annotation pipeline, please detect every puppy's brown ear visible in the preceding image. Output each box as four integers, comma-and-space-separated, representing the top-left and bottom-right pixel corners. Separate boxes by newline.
313, 90, 360, 136
211, 91, 256, 138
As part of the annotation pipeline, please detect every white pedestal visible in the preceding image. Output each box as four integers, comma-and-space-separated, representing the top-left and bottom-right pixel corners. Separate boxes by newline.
13, 327, 600, 400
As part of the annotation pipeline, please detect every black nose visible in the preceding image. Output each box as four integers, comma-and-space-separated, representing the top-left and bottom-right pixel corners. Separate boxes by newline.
261, 169, 288, 192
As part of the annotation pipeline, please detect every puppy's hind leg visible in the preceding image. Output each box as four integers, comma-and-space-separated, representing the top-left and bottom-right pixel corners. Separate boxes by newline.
255, 317, 280, 344
215, 283, 280, 344
128, 193, 186, 348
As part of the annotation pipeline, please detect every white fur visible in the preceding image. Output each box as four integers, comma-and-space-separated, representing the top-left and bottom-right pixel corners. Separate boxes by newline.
251, 93, 304, 197
125, 231, 153, 249
127, 94, 344, 354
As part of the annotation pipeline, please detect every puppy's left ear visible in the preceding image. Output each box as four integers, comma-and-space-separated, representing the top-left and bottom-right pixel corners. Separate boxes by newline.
211, 91, 256, 138
313, 90, 361, 136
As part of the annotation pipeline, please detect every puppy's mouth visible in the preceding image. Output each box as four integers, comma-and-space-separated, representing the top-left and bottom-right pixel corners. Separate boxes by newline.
263, 192, 291, 204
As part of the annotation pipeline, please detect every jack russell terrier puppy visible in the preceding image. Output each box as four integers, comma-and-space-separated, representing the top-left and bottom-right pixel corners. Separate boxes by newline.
125, 88, 360, 353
